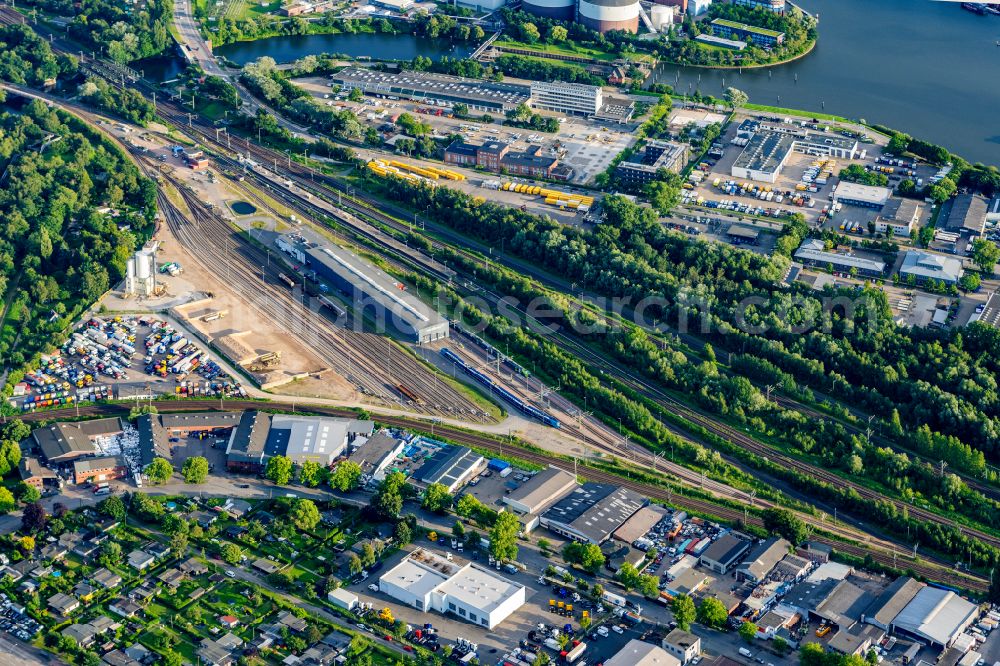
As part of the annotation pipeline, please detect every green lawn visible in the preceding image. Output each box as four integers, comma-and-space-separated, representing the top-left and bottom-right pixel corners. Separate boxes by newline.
495, 39, 653, 64
743, 102, 850, 123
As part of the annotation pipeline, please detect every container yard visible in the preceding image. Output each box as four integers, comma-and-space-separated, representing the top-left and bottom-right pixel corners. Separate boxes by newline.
13, 315, 246, 412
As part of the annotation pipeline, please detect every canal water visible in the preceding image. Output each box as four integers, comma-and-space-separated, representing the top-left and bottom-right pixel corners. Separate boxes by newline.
652, 0, 1000, 165
214, 32, 472, 66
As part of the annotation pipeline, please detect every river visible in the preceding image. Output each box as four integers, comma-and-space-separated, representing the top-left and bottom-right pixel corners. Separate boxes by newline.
652, 0, 1000, 165
214, 31, 471, 66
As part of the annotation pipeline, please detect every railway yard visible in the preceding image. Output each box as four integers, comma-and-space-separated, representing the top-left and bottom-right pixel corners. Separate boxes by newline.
0, 17, 999, 666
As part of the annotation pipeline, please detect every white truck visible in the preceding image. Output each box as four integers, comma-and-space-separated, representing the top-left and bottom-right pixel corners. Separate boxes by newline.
601, 591, 627, 608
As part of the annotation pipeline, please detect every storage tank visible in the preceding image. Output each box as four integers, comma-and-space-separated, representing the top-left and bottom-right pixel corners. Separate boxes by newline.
521, 0, 575, 21
578, 0, 640, 34
650, 4, 675, 30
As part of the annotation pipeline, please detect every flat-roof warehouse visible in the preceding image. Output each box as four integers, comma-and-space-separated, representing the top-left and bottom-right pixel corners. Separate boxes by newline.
833, 182, 892, 209
281, 236, 447, 343
379, 548, 525, 629
330, 67, 531, 114
731, 131, 796, 184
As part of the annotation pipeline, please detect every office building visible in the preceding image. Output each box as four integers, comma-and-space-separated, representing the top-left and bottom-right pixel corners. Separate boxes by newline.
615, 140, 689, 187
529, 81, 604, 117
710, 18, 784, 47
876, 198, 921, 236
695, 33, 747, 50
378, 548, 526, 629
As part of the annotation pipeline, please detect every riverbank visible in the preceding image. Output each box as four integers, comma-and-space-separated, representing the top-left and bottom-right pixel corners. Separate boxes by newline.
657, 37, 817, 71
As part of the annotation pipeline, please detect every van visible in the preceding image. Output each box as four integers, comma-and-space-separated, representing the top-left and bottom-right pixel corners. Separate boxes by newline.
739, 648, 753, 658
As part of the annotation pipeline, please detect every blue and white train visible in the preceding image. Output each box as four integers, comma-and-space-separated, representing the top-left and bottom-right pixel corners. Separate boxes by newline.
441, 348, 560, 428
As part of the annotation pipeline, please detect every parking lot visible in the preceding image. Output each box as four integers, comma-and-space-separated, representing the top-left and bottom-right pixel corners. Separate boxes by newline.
14, 314, 247, 413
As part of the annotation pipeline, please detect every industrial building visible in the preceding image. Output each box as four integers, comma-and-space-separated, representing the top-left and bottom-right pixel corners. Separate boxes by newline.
732, 120, 861, 171
522, 0, 576, 21
444, 140, 567, 180
502, 465, 577, 516
138, 412, 242, 468
890, 586, 979, 648
18, 456, 57, 492
735, 537, 790, 583
861, 576, 922, 631
346, 430, 406, 481
731, 131, 796, 183
662, 629, 701, 665
330, 68, 532, 115
72, 456, 126, 485
418, 445, 486, 493
539, 482, 647, 544
605, 639, 681, 666
875, 198, 922, 236
225, 410, 272, 474
899, 250, 964, 285
124, 248, 156, 297
615, 140, 689, 187
275, 236, 448, 344
832, 182, 892, 209
530, 81, 604, 116
32, 418, 124, 464
378, 548, 526, 629
710, 19, 785, 47
699, 533, 751, 574
265, 415, 373, 466
793, 239, 887, 277
945, 194, 989, 237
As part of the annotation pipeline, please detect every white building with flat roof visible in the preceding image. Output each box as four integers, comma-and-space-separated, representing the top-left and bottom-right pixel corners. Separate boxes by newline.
891, 586, 978, 648
832, 181, 892, 209
530, 81, 603, 117
605, 639, 681, 666
378, 548, 526, 629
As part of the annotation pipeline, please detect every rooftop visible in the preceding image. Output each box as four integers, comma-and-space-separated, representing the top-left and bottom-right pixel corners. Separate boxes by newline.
946, 194, 988, 234
880, 198, 922, 224
418, 445, 483, 489
604, 639, 681, 666
227, 410, 272, 464
733, 130, 795, 175
541, 482, 647, 543
892, 586, 979, 647
347, 430, 404, 472
613, 504, 671, 544
380, 549, 454, 599
700, 532, 751, 566
504, 465, 577, 514
863, 576, 923, 627
815, 579, 875, 625
833, 181, 892, 206
794, 239, 887, 273
435, 562, 525, 614
33, 418, 123, 461
738, 537, 790, 580
900, 249, 963, 282
711, 17, 784, 37
331, 67, 531, 109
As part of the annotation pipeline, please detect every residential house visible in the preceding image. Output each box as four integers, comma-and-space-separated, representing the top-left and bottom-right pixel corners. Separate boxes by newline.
127, 550, 156, 571
47, 592, 80, 616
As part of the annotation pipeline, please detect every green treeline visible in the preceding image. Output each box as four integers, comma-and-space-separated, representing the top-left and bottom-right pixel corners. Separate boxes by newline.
0, 97, 156, 394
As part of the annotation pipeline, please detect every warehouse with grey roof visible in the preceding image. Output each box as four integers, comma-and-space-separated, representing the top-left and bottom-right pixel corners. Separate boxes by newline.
418, 445, 485, 493
539, 482, 647, 544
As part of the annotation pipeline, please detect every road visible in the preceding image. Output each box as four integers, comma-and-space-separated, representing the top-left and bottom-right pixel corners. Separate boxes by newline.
171, 0, 307, 134
0, 633, 61, 665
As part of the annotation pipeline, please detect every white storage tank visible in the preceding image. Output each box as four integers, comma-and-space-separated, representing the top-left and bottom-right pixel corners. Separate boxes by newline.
650, 3, 675, 30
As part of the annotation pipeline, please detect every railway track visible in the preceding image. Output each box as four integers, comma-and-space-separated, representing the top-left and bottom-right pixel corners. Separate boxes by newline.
16, 400, 988, 592
2, 43, 994, 585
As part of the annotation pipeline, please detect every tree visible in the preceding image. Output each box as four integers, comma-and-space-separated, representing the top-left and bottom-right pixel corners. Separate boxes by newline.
266, 455, 294, 485
617, 563, 641, 590
562, 542, 605, 573
422, 483, 453, 513
372, 471, 407, 520
330, 460, 362, 492
99, 495, 126, 521
99, 541, 122, 567
394, 521, 412, 546
146, 457, 173, 484
959, 272, 981, 292
762, 507, 808, 545
299, 461, 325, 488
696, 597, 729, 629
182, 457, 210, 484
21, 501, 47, 533
221, 543, 243, 564
18, 535, 35, 553
638, 573, 660, 598
17, 482, 40, 503
724, 87, 749, 109
170, 531, 189, 556
455, 494, 482, 518
799, 642, 827, 666
0, 487, 15, 514
489, 511, 520, 563
549, 25, 568, 41
289, 498, 321, 531
887, 132, 911, 155
646, 177, 682, 215
670, 594, 696, 631
739, 621, 757, 643
520, 22, 540, 43
349, 87, 364, 103
972, 238, 1000, 275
